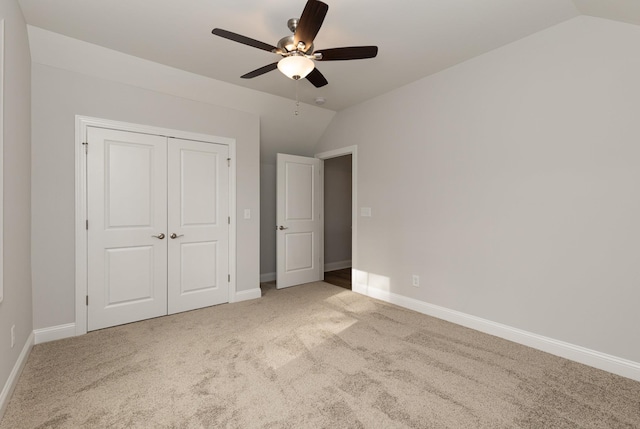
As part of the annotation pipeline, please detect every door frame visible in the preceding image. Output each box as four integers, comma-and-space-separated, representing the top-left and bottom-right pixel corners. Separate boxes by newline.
74, 115, 237, 336
315, 145, 357, 281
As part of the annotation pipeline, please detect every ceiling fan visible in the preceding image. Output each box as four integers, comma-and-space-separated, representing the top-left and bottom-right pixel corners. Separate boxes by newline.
211, 0, 378, 88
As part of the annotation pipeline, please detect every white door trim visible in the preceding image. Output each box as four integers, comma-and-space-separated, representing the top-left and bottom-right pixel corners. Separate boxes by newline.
315, 145, 358, 278
0, 19, 4, 304
75, 115, 237, 336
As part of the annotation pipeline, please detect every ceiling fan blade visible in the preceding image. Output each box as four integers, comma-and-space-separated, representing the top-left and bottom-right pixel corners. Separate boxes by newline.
316, 46, 378, 61
212, 28, 276, 52
306, 67, 328, 88
294, 0, 329, 52
241, 62, 279, 79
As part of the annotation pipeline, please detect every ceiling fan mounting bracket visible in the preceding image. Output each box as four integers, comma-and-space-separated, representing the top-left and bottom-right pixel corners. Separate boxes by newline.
287, 18, 299, 33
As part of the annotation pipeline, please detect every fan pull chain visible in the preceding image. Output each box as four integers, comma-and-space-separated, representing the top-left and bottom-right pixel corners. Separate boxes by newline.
295, 79, 300, 116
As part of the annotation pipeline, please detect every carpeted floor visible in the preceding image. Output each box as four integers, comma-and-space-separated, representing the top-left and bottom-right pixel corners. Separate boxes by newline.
2, 282, 639, 428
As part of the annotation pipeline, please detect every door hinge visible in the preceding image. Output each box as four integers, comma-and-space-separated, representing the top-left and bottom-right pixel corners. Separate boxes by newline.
227, 158, 231, 167
86, 219, 89, 230
86, 295, 89, 306
82, 142, 88, 154
228, 216, 231, 224
228, 274, 231, 282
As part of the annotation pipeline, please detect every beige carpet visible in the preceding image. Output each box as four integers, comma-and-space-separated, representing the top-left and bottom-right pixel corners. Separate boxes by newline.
2, 282, 639, 428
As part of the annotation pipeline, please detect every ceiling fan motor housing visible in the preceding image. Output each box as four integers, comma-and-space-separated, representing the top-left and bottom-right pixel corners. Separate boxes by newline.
277, 34, 314, 54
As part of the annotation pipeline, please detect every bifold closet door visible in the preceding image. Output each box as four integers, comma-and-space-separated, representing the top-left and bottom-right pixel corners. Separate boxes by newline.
87, 127, 168, 331
167, 139, 229, 314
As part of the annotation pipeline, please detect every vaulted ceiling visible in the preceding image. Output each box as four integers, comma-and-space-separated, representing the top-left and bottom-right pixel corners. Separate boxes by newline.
17, 0, 640, 112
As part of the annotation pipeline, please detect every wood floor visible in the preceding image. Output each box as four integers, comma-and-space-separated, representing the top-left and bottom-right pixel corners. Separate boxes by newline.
259, 268, 352, 290
323, 268, 351, 290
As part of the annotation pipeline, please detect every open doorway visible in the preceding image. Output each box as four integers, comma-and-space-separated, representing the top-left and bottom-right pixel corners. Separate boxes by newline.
270, 146, 356, 291
322, 154, 352, 290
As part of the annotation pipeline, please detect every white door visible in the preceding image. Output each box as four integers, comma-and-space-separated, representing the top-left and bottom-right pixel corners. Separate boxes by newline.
87, 127, 168, 331
276, 154, 322, 288
167, 139, 229, 314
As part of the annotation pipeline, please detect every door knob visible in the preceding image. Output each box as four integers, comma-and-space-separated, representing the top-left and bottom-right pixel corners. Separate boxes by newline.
152, 233, 165, 239
170, 233, 184, 239
278, 226, 288, 230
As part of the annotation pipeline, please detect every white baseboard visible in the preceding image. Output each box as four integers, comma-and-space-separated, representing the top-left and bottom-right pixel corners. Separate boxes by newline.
0, 331, 34, 420
34, 323, 76, 345
353, 282, 640, 382
260, 272, 276, 283
324, 260, 352, 272
232, 287, 262, 303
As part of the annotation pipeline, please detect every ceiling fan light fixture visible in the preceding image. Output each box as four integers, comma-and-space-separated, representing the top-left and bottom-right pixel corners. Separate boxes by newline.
278, 55, 314, 80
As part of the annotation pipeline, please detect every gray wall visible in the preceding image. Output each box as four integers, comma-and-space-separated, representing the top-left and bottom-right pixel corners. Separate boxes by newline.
314, 16, 640, 363
0, 0, 32, 405
260, 163, 276, 277
31, 64, 260, 330
324, 155, 352, 266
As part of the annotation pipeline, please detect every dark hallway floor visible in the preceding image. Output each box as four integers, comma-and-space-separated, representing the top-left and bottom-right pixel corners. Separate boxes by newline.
323, 268, 351, 290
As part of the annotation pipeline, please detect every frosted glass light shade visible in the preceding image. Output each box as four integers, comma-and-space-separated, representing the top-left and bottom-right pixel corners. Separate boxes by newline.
277, 56, 315, 80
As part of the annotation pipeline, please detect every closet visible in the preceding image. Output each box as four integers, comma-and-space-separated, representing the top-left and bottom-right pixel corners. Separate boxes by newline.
86, 126, 229, 331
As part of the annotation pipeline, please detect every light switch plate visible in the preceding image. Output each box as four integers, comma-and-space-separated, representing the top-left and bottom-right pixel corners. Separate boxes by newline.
244, 209, 251, 219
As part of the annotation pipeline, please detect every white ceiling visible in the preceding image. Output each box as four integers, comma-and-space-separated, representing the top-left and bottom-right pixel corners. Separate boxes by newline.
17, 0, 640, 112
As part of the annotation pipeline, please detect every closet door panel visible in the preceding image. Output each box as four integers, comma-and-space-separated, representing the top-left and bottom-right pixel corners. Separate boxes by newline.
87, 127, 168, 331
168, 139, 229, 314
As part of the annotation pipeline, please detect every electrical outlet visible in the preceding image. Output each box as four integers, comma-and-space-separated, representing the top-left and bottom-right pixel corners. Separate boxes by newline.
11, 325, 15, 348
412, 275, 420, 287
